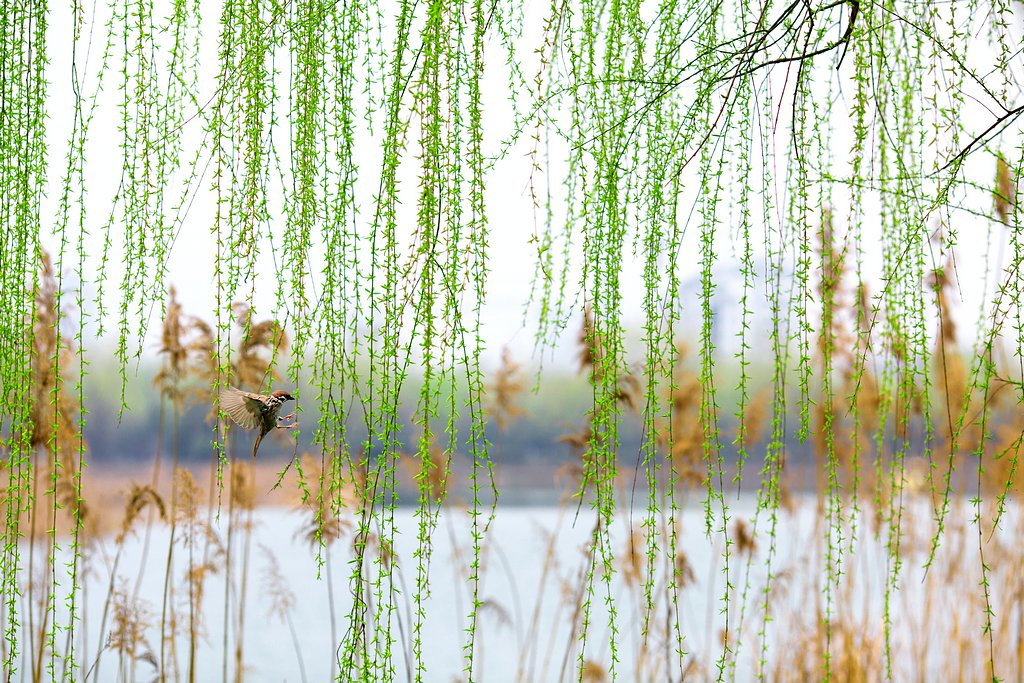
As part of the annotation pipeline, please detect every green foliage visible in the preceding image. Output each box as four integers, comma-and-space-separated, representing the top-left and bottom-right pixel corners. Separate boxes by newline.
1, 0, 1023, 680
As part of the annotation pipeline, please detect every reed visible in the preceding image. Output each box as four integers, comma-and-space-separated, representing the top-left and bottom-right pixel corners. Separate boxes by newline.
3, 0, 1024, 680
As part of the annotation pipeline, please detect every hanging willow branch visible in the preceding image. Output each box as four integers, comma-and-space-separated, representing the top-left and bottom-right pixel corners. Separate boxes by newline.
0, 0, 1022, 680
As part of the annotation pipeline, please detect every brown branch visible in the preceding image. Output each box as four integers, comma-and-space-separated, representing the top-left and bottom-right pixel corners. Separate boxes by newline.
942, 104, 1024, 173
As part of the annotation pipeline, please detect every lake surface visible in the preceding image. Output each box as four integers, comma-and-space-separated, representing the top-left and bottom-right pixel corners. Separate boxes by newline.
22, 493, 1021, 682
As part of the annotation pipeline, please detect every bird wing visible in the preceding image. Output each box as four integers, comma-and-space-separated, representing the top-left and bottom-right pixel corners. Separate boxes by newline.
219, 386, 265, 430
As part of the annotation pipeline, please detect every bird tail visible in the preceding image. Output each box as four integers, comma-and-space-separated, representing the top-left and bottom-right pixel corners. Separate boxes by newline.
251, 429, 266, 459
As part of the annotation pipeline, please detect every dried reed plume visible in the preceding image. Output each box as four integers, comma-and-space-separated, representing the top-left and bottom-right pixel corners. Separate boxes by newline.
230, 461, 256, 511
581, 659, 609, 682
106, 581, 157, 669
260, 544, 296, 621
29, 250, 81, 458
557, 309, 643, 491
478, 598, 513, 632
557, 422, 592, 454
930, 254, 973, 453
732, 518, 757, 557
740, 387, 770, 452
814, 206, 852, 368
486, 347, 528, 431
259, 543, 307, 682
619, 530, 645, 587
995, 153, 1016, 224
298, 453, 349, 548
555, 422, 591, 487
341, 455, 371, 513
173, 468, 200, 526
118, 484, 166, 543
667, 344, 705, 488
154, 285, 215, 406
674, 551, 696, 589
231, 302, 289, 391
578, 304, 599, 375
577, 304, 640, 411
402, 440, 452, 503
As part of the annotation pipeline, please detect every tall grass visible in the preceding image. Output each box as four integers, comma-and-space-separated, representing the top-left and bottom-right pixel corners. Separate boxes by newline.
2, 0, 1024, 680
7, 265, 1024, 681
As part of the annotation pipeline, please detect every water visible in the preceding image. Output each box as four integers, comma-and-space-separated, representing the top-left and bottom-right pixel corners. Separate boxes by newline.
19, 494, 1022, 682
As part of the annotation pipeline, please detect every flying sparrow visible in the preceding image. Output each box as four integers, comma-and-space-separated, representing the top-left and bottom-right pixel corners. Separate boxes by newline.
219, 386, 297, 458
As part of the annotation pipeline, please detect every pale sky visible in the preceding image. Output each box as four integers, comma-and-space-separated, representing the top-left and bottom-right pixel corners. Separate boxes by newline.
35, 0, 1023, 377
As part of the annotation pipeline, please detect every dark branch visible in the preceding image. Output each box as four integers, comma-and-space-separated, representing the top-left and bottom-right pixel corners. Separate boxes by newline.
942, 104, 1024, 172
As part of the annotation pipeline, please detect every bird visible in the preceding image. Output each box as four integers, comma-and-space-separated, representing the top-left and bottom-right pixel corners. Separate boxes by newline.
219, 386, 297, 458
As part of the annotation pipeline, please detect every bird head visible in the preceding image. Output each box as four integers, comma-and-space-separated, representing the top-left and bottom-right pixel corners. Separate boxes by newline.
270, 390, 295, 402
